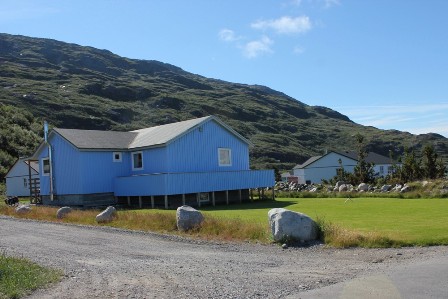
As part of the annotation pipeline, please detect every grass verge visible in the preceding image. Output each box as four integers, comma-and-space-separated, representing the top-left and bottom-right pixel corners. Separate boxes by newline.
2, 196, 448, 248
0, 253, 62, 299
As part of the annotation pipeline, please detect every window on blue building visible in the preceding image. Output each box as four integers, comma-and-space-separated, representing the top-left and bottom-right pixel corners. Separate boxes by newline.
132, 152, 143, 170
42, 158, 50, 176
113, 152, 122, 162
218, 148, 231, 166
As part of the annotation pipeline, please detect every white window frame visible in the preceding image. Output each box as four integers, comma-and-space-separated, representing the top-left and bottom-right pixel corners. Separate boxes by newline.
113, 152, 122, 162
132, 151, 143, 170
42, 158, 50, 176
218, 148, 232, 167
199, 192, 210, 203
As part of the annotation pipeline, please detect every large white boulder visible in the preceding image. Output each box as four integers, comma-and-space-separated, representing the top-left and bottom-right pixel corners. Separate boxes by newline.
176, 205, 204, 231
15, 205, 31, 214
268, 208, 318, 242
358, 183, 369, 192
95, 206, 116, 223
57, 206, 73, 219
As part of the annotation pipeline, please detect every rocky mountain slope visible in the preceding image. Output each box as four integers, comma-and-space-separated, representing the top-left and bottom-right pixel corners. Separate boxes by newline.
1, 33, 447, 171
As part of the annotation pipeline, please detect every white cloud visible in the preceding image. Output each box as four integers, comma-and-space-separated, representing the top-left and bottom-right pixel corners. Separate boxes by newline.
323, 0, 341, 9
251, 16, 312, 35
336, 102, 448, 137
243, 36, 274, 58
218, 29, 240, 42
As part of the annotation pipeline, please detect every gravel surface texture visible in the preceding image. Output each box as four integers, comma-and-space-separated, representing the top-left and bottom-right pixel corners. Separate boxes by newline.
0, 216, 446, 299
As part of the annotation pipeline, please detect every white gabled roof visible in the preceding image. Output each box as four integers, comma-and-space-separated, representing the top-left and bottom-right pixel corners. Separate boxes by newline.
129, 116, 211, 149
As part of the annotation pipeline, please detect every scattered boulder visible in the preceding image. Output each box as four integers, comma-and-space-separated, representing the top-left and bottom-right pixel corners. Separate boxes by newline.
358, 183, 369, 192
268, 208, 318, 243
381, 185, 392, 192
15, 205, 31, 214
400, 185, 412, 193
95, 206, 116, 223
57, 206, 73, 219
339, 184, 349, 192
176, 205, 204, 231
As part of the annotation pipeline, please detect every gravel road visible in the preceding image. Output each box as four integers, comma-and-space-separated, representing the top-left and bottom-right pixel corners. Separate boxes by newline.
0, 216, 446, 299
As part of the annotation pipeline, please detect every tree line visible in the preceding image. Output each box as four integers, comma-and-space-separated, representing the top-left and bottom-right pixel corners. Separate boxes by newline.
0, 104, 42, 182
332, 133, 446, 185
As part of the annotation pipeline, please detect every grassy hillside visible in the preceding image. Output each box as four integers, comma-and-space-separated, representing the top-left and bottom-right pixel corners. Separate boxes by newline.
1, 33, 447, 177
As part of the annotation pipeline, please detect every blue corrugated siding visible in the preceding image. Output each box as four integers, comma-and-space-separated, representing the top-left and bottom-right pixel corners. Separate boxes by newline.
38, 134, 81, 196
131, 147, 168, 174
166, 120, 249, 172
114, 170, 274, 196
79, 151, 130, 194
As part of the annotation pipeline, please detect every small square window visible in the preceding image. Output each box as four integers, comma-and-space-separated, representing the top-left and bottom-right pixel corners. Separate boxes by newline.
199, 192, 209, 203
218, 148, 231, 166
113, 152, 122, 162
132, 151, 143, 170
42, 158, 50, 176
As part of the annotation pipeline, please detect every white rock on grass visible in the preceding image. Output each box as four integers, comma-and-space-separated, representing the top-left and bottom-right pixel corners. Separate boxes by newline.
381, 185, 392, 192
15, 205, 31, 214
96, 206, 116, 223
57, 206, 73, 219
176, 205, 204, 232
268, 208, 318, 243
358, 183, 369, 192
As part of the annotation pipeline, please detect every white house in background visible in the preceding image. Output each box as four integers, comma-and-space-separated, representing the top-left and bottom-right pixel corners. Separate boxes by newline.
292, 150, 396, 184
5, 158, 39, 196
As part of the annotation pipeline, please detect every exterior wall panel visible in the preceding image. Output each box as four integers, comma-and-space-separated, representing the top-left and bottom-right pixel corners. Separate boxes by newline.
38, 133, 82, 196
114, 170, 274, 196
166, 120, 249, 173
79, 151, 130, 194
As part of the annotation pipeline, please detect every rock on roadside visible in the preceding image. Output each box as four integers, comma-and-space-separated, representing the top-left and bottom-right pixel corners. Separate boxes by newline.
176, 205, 204, 231
57, 206, 73, 219
15, 205, 31, 214
95, 206, 116, 223
268, 208, 318, 243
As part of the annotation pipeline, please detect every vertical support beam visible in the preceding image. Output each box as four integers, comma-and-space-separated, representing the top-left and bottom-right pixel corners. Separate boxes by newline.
182, 194, 186, 206
212, 192, 215, 207
257, 188, 261, 200
164, 195, 168, 209
197, 193, 201, 208
250, 189, 254, 201
127, 196, 131, 207
261, 188, 265, 200
238, 189, 242, 203
28, 159, 32, 203
151, 196, 154, 209
272, 186, 275, 201
226, 190, 229, 205
138, 196, 142, 208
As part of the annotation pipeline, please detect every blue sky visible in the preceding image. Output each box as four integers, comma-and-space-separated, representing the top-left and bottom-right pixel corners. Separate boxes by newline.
2, 0, 448, 137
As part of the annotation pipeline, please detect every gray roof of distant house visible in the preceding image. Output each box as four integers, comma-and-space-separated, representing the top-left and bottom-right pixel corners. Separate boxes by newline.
293, 156, 322, 169
333, 150, 393, 164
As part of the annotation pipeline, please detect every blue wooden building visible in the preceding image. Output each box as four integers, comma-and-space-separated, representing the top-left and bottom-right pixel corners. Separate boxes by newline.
31, 116, 274, 208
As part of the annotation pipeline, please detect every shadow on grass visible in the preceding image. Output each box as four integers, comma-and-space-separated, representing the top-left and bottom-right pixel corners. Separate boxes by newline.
200, 199, 297, 211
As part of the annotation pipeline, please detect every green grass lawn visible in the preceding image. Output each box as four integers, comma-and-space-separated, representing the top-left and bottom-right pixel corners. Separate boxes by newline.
197, 197, 448, 246
3, 196, 448, 247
